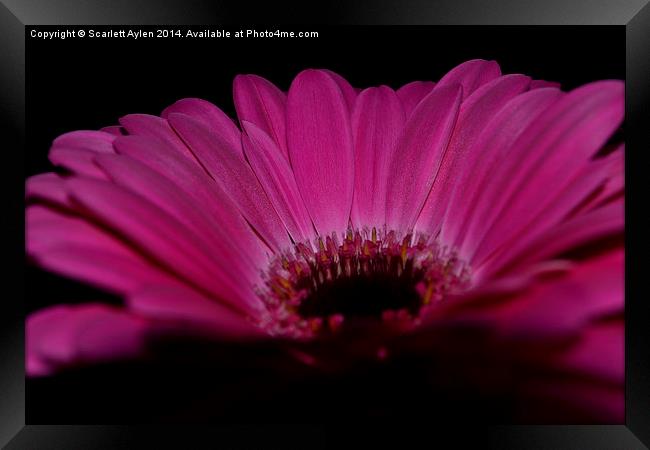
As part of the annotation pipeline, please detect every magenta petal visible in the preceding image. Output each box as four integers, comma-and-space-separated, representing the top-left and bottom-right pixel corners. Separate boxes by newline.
435, 59, 501, 100
491, 249, 623, 340
28, 305, 77, 365
27, 354, 54, 377
322, 69, 357, 112
127, 284, 265, 338
468, 80, 624, 265
417, 74, 532, 236
100, 125, 125, 136
65, 177, 259, 315
481, 199, 624, 280
48, 148, 108, 179
112, 135, 267, 263
233, 74, 288, 157
161, 98, 242, 153
351, 86, 405, 228
26, 173, 71, 206
385, 84, 462, 232
447, 88, 564, 251
287, 69, 355, 234
531, 79, 561, 89
51, 130, 116, 153
553, 321, 623, 385
119, 113, 198, 162
396, 80, 436, 117
94, 153, 262, 285
28, 204, 149, 263
27, 304, 148, 376
242, 121, 315, 242
29, 243, 179, 296
168, 112, 290, 251
574, 146, 624, 214
74, 307, 149, 360
477, 154, 622, 276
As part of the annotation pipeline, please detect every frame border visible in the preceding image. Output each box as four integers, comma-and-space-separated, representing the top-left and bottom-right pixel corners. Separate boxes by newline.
2, 1, 649, 448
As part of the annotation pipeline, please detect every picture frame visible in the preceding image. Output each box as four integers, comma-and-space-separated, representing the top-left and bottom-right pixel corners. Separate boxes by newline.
2, 1, 648, 448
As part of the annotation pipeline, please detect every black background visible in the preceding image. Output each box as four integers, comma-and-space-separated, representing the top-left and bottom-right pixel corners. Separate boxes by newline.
26, 25, 625, 423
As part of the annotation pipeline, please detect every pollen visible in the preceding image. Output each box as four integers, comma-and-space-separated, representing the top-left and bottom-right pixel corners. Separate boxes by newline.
257, 227, 471, 338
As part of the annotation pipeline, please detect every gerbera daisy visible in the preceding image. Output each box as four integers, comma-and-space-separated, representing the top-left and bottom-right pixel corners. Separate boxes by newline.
26, 59, 624, 422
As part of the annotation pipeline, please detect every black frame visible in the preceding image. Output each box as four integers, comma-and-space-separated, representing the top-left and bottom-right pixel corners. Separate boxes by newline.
2, 1, 649, 448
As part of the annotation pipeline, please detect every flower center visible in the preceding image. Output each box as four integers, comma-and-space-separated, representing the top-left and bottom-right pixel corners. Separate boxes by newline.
257, 228, 471, 338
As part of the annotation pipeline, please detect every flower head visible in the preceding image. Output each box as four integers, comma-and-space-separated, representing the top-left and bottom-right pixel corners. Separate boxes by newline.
26, 59, 624, 422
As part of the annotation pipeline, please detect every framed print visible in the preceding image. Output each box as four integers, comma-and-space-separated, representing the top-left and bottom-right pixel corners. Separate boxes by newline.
2, 1, 649, 448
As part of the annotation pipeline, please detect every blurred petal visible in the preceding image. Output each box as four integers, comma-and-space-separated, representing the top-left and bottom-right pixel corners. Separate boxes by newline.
27, 304, 149, 376
127, 284, 265, 339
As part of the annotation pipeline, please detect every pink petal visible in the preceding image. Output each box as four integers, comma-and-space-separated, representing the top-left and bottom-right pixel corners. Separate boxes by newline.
465, 81, 624, 265
161, 98, 242, 153
31, 245, 179, 296
168, 112, 290, 251
26, 173, 71, 207
94, 153, 262, 284
233, 74, 288, 157
385, 85, 462, 232
64, 177, 259, 315
28, 205, 142, 258
531, 79, 561, 89
489, 248, 624, 340
127, 284, 265, 339
28, 304, 79, 366
448, 88, 565, 250
51, 130, 116, 153
552, 320, 623, 384
435, 59, 501, 100
48, 147, 108, 179
242, 121, 315, 242
27, 205, 204, 297
322, 69, 357, 112
27, 304, 149, 376
477, 155, 622, 278
100, 125, 125, 136
396, 81, 436, 117
287, 69, 355, 234
112, 135, 267, 263
419, 260, 574, 324
350, 86, 405, 228
481, 199, 623, 280
451, 88, 564, 254
119, 113, 198, 162
27, 353, 54, 377
416, 74, 532, 236
573, 146, 624, 214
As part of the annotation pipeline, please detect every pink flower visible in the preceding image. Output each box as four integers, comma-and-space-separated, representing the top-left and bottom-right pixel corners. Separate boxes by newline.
26, 60, 624, 422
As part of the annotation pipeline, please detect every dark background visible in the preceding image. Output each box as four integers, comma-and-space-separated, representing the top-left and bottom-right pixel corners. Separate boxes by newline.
26, 25, 625, 423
